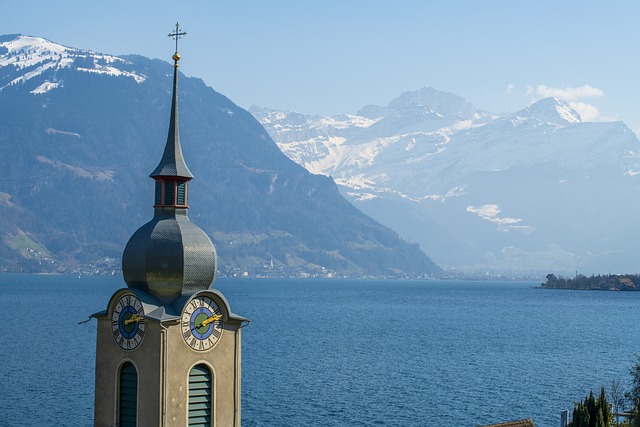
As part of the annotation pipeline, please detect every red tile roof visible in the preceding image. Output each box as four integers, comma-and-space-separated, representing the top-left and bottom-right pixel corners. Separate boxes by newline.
480, 419, 536, 427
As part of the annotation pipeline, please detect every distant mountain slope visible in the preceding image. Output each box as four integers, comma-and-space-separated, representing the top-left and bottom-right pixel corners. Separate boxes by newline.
0, 34, 440, 277
252, 88, 640, 275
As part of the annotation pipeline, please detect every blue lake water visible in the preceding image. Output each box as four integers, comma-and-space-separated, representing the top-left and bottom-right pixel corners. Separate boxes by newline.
0, 274, 638, 426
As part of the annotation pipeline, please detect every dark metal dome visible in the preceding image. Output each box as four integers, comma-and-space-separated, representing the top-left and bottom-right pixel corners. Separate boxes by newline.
122, 208, 217, 304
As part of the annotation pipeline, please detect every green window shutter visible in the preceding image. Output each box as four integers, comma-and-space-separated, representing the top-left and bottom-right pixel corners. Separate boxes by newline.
164, 180, 175, 205
155, 181, 162, 205
177, 181, 186, 205
188, 364, 212, 426
119, 362, 138, 427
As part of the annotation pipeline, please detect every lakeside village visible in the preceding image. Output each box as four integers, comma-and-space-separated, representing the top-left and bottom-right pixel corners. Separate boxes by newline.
0, 253, 389, 279
1, 251, 553, 281
5, 244, 640, 284
0, 254, 345, 279
7, 246, 640, 284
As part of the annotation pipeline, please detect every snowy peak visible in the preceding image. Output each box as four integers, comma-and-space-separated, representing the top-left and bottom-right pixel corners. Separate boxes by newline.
357, 87, 480, 120
513, 97, 582, 126
0, 34, 146, 94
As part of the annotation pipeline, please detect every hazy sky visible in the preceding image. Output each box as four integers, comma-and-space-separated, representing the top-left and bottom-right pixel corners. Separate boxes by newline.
4, 0, 640, 133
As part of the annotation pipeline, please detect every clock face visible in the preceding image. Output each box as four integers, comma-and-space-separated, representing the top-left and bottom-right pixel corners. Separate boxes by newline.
112, 294, 146, 350
181, 295, 224, 351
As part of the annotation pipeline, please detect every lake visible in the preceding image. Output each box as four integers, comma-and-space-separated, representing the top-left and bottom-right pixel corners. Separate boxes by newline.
0, 275, 638, 426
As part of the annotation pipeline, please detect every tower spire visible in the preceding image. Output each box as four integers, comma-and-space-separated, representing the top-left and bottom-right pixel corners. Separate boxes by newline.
150, 22, 193, 179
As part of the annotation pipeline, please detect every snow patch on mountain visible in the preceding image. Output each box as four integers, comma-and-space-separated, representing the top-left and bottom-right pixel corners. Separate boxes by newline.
466, 204, 533, 233
31, 80, 59, 94
36, 155, 114, 181
319, 114, 380, 129
45, 128, 81, 138
0, 35, 146, 93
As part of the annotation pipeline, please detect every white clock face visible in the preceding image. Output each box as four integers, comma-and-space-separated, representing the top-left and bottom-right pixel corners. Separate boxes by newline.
181, 295, 224, 351
112, 294, 146, 350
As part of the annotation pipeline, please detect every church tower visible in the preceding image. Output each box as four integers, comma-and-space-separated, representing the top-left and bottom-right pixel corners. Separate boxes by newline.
93, 24, 247, 427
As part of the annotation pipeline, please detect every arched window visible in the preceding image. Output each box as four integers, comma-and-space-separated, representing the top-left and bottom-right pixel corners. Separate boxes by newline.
119, 362, 138, 427
188, 364, 213, 426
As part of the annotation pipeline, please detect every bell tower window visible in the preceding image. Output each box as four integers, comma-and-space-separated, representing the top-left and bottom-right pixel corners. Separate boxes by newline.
177, 181, 187, 205
188, 364, 213, 426
119, 362, 138, 427
154, 179, 189, 207
164, 180, 175, 205
155, 181, 162, 205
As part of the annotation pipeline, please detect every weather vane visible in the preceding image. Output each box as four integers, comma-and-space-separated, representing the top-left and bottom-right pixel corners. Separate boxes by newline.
168, 22, 187, 53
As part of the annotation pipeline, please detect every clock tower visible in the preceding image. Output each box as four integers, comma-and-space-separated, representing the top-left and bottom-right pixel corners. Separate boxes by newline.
93, 24, 247, 427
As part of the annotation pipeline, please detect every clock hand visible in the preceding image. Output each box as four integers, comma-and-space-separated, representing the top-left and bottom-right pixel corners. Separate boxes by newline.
194, 314, 222, 330
124, 314, 144, 326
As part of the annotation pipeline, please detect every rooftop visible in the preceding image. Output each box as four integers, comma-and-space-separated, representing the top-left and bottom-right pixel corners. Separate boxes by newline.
479, 420, 536, 427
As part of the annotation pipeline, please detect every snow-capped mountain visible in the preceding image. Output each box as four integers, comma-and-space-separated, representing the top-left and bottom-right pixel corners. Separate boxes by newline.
0, 34, 439, 277
0, 34, 145, 94
251, 88, 640, 274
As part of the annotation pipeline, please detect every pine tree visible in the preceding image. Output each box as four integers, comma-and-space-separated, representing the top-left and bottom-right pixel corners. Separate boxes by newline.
599, 387, 612, 427
626, 355, 640, 427
569, 389, 613, 427
587, 390, 596, 427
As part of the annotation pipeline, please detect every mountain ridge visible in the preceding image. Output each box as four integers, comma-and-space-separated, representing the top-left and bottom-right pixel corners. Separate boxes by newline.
252, 89, 640, 274
0, 34, 440, 277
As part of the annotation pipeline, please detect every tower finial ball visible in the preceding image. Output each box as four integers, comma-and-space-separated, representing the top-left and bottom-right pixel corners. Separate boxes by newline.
173, 52, 181, 62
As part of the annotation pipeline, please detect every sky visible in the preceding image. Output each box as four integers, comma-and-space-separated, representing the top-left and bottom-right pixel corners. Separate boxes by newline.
3, 0, 640, 133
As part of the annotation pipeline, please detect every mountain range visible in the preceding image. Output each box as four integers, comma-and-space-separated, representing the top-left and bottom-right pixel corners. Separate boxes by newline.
0, 34, 439, 277
251, 87, 640, 275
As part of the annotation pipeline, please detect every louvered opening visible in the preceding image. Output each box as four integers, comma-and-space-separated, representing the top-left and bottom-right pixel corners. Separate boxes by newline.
154, 180, 162, 205
164, 180, 175, 205
188, 364, 212, 426
177, 181, 186, 205
119, 362, 137, 427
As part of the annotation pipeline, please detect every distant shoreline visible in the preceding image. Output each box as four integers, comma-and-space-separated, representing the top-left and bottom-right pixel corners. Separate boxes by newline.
541, 273, 640, 291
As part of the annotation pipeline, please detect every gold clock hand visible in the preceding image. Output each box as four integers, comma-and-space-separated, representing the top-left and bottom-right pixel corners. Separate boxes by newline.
194, 314, 222, 330
124, 314, 144, 326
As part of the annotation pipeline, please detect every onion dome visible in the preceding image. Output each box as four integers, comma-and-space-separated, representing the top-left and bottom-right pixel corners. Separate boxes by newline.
122, 26, 217, 305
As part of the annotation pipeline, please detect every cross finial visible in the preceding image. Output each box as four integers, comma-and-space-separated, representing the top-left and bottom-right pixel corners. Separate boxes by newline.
168, 22, 187, 54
